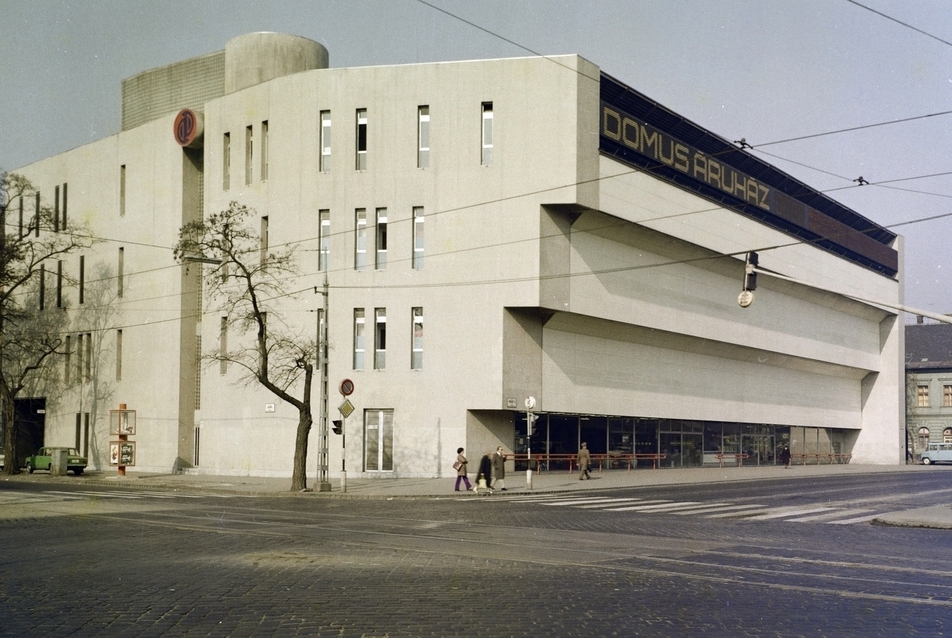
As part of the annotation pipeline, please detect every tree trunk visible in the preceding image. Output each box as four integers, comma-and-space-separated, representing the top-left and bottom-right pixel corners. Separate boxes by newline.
290, 406, 312, 491
1, 389, 17, 475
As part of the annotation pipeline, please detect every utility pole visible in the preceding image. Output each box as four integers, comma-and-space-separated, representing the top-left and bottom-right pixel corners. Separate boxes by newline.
316, 267, 331, 492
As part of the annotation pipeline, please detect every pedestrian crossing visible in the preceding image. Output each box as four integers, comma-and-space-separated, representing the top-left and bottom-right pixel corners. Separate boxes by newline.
503, 493, 884, 525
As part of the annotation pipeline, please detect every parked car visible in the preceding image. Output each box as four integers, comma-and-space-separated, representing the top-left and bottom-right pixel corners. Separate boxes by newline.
24, 447, 87, 475
920, 442, 952, 465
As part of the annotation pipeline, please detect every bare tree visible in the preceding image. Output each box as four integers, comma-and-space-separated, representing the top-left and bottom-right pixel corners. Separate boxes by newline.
174, 201, 316, 491
1, 172, 93, 474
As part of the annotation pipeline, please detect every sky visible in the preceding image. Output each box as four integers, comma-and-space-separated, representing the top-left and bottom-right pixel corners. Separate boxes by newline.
3, 0, 952, 315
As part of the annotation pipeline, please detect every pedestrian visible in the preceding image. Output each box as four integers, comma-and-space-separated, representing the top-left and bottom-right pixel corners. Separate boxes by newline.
491, 446, 507, 491
780, 444, 791, 469
578, 442, 591, 480
477, 451, 493, 490
454, 447, 472, 491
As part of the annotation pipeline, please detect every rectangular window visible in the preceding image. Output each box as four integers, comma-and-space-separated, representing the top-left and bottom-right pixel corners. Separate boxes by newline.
116, 329, 123, 381
355, 208, 367, 271
260, 120, 269, 181
84, 332, 92, 381
918, 385, 930, 407
411, 307, 423, 370
220, 317, 228, 375
62, 183, 67, 228
38, 264, 45, 310
56, 260, 63, 308
223, 132, 231, 190
356, 108, 367, 170
245, 125, 254, 185
18, 197, 23, 237
364, 409, 394, 472
412, 206, 424, 270
260, 216, 269, 263
353, 309, 365, 370
120, 165, 126, 217
54, 185, 60, 231
375, 208, 387, 270
319, 209, 330, 271
64, 335, 71, 383
75, 413, 81, 449
78, 255, 85, 305
374, 308, 386, 370
944, 385, 952, 407
481, 102, 493, 166
83, 413, 90, 457
320, 111, 331, 172
75, 333, 83, 382
118, 247, 125, 298
34, 191, 40, 237
418, 105, 430, 168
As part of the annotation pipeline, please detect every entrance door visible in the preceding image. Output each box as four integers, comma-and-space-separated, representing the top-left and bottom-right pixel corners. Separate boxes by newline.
364, 409, 393, 472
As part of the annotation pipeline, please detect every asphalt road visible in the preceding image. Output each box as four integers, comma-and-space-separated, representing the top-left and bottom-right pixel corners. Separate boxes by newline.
2, 472, 951, 636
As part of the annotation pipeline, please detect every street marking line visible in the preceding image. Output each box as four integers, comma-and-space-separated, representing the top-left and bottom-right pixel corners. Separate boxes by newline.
827, 513, 882, 525
744, 507, 837, 521
704, 505, 771, 518
575, 498, 645, 509
786, 508, 872, 523
605, 501, 701, 512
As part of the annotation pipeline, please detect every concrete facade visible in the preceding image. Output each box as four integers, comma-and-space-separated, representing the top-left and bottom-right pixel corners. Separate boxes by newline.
12, 33, 904, 479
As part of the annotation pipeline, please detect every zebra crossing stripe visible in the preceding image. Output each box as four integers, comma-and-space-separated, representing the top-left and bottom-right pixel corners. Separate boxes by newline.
599, 500, 674, 512
786, 508, 872, 523
668, 502, 742, 515
743, 506, 837, 521
704, 505, 770, 518
575, 498, 645, 508
827, 513, 882, 525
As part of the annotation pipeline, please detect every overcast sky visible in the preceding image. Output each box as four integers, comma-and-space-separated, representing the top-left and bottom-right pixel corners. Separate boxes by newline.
3, 0, 952, 314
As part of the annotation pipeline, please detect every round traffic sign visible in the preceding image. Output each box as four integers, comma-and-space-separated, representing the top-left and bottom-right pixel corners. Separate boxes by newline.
339, 378, 355, 396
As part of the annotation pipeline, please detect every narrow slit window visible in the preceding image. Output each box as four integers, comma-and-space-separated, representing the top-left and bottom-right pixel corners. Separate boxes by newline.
120, 165, 126, 216
354, 309, 365, 370
245, 125, 254, 185
412, 206, 424, 270
411, 307, 423, 370
116, 329, 123, 381
260, 120, 269, 181
374, 308, 386, 370
481, 102, 493, 166
375, 208, 387, 270
355, 208, 367, 271
356, 108, 367, 170
78, 255, 85, 304
118, 247, 125, 298
319, 209, 330, 271
39, 265, 46, 310
320, 111, 331, 172
223, 132, 231, 190
418, 105, 430, 168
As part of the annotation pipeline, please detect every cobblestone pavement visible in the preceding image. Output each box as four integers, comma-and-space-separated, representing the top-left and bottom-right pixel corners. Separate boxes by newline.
2, 475, 951, 636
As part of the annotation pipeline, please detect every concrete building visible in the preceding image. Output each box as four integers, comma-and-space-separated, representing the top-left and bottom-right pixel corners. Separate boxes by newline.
905, 320, 952, 459
12, 32, 904, 478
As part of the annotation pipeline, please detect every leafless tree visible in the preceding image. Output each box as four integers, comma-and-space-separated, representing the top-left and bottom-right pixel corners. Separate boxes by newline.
1, 172, 94, 474
174, 201, 316, 491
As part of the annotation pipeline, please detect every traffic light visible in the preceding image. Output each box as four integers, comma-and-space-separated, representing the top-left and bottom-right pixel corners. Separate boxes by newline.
332, 420, 343, 435
744, 252, 758, 291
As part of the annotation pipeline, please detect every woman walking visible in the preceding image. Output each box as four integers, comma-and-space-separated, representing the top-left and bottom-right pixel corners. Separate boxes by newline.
454, 447, 472, 491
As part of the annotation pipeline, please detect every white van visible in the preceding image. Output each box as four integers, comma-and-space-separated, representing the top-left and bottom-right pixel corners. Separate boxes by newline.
920, 442, 952, 465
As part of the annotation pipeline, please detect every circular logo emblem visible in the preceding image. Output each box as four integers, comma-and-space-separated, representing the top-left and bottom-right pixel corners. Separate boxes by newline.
173, 109, 201, 147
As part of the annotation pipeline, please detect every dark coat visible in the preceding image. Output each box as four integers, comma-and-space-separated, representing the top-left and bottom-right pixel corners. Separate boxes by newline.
477, 455, 493, 483
491, 452, 506, 479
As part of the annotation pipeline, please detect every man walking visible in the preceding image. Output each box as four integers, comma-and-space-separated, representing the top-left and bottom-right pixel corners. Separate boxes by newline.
578, 442, 591, 480
491, 446, 507, 491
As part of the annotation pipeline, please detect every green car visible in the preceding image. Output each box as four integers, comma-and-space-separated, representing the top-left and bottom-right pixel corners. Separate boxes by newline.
25, 447, 88, 475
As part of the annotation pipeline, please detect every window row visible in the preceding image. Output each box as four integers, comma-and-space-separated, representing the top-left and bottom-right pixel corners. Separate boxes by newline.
38, 247, 126, 309
916, 383, 952, 408
223, 120, 270, 190
13, 183, 68, 237
63, 329, 124, 384
318, 102, 492, 174
352, 307, 424, 371
318, 206, 424, 272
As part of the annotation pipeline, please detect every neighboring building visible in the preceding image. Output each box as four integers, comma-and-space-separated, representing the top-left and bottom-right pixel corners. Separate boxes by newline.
12, 32, 904, 478
905, 320, 952, 459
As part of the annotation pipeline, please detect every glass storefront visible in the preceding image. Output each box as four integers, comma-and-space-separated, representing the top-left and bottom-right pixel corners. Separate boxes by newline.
514, 412, 823, 470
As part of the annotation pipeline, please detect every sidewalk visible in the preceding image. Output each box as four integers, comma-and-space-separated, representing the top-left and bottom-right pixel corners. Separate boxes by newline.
5, 463, 952, 528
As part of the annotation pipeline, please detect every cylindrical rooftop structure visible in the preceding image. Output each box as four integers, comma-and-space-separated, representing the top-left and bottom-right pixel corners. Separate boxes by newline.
225, 32, 328, 93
